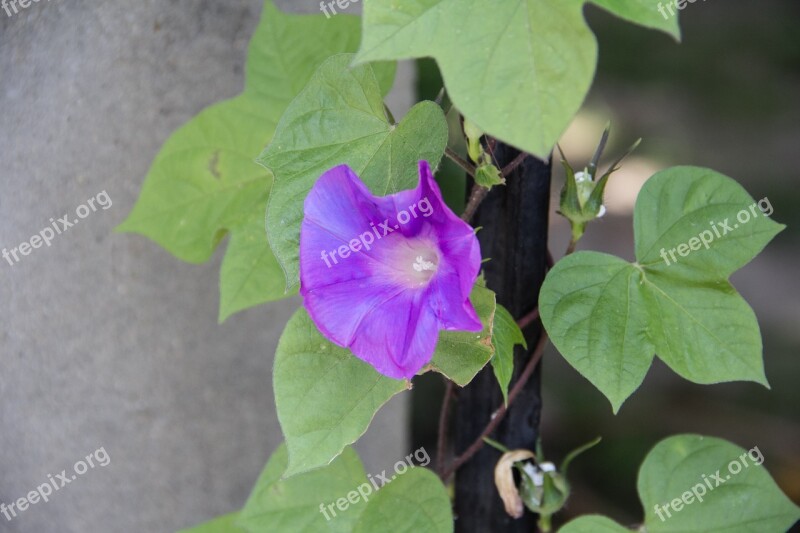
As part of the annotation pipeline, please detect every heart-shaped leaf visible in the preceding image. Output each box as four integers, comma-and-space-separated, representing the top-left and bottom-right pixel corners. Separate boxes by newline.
560, 435, 800, 532
540, 167, 784, 411
352, 468, 453, 533
355, 0, 679, 158
273, 309, 410, 478
238, 444, 368, 533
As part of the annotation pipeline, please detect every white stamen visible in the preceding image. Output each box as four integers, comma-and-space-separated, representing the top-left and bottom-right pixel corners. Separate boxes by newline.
540, 462, 556, 473
521, 463, 545, 487
412, 255, 436, 272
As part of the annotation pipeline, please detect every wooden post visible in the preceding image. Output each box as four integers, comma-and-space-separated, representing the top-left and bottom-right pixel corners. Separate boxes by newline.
453, 143, 551, 531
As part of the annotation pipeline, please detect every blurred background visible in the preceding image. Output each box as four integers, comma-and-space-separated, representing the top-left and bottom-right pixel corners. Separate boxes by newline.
1, 0, 798, 532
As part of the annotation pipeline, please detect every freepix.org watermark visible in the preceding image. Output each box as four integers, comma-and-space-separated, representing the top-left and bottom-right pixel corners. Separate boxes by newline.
319, 196, 434, 269
1, 447, 111, 523
319, 0, 358, 19
2, 0, 56, 18
659, 197, 773, 266
657, 0, 708, 20
653, 445, 764, 522
2, 190, 112, 267
319, 447, 430, 521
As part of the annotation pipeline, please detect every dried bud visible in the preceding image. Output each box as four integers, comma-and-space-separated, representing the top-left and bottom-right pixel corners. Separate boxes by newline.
494, 449, 535, 519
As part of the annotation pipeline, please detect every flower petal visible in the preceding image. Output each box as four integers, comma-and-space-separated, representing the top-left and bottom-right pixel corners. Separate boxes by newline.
348, 290, 440, 379
425, 267, 482, 332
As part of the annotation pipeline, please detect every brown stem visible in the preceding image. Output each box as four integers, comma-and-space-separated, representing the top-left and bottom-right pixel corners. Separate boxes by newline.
461, 184, 489, 223
442, 331, 549, 481
436, 379, 456, 478
515, 307, 540, 331
445, 147, 476, 177
501, 152, 528, 177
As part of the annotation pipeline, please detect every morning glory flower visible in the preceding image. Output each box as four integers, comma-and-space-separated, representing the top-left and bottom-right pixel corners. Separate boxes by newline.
299, 161, 483, 379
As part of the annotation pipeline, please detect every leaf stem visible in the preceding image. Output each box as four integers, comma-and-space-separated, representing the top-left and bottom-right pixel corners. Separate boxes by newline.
383, 103, 396, 125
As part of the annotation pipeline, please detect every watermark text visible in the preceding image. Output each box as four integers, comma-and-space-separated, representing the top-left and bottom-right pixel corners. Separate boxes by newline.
653, 445, 764, 521
1, 447, 111, 522
2, 190, 112, 268
319, 447, 430, 521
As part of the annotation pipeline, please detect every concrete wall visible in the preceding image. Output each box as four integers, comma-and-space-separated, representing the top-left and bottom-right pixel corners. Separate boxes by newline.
0, 1, 412, 531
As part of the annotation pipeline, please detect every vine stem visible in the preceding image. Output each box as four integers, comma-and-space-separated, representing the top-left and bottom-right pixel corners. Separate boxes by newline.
436, 379, 455, 476
436, 303, 542, 479
442, 331, 549, 481
501, 152, 528, 177
437, 141, 504, 474
461, 184, 490, 223
515, 307, 540, 331
435, 250, 551, 478
438, 238, 564, 481
445, 147, 476, 177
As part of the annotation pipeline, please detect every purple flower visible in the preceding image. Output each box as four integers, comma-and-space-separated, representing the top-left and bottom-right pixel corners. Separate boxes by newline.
299, 161, 483, 379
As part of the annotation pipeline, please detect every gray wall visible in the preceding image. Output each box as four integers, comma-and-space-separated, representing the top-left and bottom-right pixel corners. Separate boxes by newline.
0, 1, 412, 532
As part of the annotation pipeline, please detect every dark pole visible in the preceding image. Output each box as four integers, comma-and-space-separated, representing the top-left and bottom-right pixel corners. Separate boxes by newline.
453, 144, 551, 532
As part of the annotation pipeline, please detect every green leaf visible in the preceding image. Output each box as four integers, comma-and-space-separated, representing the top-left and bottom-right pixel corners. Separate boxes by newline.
117, 95, 272, 264
352, 468, 453, 533
243, 3, 396, 105
427, 284, 497, 386
540, 167, 784, 411
119, 1, 396, 321
178, 513, 244, 533
558, 515, 629, 533
490, 304, 527, 404
238, 444, 369, 533
560, 435, 800, 533
273, 308, 409, 478
355, 0, 679, 158
633, 166, 781, 279
638, 435, 800, 532
218, 204, 286, 322
261, 53, 448, 290
589, 0, 681, 35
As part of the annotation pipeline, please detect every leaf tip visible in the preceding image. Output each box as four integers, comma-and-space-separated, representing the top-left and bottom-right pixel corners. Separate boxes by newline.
113, 218, 133, 234
609, 395, 627, 415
